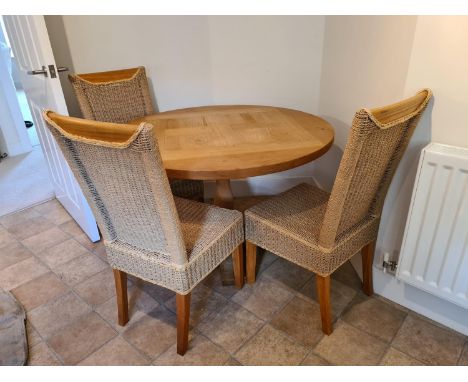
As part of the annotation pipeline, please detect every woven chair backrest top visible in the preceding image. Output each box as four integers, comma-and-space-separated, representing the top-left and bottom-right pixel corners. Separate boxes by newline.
69, 66, 155, 124
42, 110, 187, 266
318, 89, 432, 248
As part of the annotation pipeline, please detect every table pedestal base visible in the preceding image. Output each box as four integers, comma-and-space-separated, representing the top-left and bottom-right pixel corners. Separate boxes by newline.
213, 179, 234, 209
213, 179, 235, 285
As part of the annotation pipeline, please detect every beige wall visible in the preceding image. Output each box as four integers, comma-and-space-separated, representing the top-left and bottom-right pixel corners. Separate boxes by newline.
404, 16, 468, 147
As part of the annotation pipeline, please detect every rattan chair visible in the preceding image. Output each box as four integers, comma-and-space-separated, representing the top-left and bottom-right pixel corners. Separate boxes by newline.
68, 66, 204, 202
42, 110, 244, 355
245, 89, 432, 335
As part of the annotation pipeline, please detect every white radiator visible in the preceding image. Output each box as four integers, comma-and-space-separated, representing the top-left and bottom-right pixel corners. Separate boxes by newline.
397, 143, 468, 309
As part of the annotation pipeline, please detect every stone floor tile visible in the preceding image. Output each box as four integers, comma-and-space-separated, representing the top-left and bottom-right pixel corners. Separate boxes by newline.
5, 216, 55, 241
12, 272, 68, 311
41, 203, 72, 225
78, 336, 149, 366
331, 260, 364, 291
96, 286, 159, 332
28, 292, 91, 338
253, 250, 279, 278
26, 321, 42, 347
458, 342, 468, 365
392, 314, 465, 365
270, 296, 324, 347
54, 252, 108, 286
342, 295, 407, 343
380, 347, 425, 366
48, 312, 117, 365
27, 342, 61, 365
235, 325, 308, 366
153, 334, 230, 366
232, 275, 294, 320
0, 257, 49, 290
21, 227, 69, 254
299, 276, 356, 320
314, 320, 388, 365
300, 352, 330, 366
93, 243, 107, 259
198, 301, 264, 354
130, 276, 174, 304
74, 268, 116, 306
0, 226, 17, 249
122, 306, 177, 360
36, 238, 88, 269
165, 283, 228, 327
58, 219, 85, 237
74, 233, 103, 253
224, 357, 242, 366
31, 199, 61, 215
201, 268, 239, 299
262, 257, 313, 292
0, 241, 31, 271
0, 208, 41, 229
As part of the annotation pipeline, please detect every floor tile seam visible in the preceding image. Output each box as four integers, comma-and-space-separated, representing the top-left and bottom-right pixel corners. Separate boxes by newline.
0, 197, 54, 224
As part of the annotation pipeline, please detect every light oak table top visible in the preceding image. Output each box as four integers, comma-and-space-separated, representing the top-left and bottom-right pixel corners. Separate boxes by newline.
132, 105, 335, 181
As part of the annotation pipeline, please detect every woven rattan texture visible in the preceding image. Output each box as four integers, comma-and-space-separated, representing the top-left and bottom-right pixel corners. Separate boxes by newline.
69, 66, 204, 201
42, 112, 243, 294
69, 67, 154, 124
246, 90, 432, 276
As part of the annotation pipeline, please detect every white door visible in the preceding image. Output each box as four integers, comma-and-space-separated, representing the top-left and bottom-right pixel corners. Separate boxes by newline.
3, 15, 100, 242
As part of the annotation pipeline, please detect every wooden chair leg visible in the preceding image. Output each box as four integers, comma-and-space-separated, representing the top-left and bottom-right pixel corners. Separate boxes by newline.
113, 269, 128, 326
246, 241, 257, 284
176, 293, 191, 356
361, 240, 376, 296
316, 274, 333, 335
232, 244, 244, 289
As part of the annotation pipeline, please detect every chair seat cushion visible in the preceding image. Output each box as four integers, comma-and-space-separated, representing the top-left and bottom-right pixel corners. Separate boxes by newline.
106, 198, 243, 294
245, 183, 379, 276
246, 183, 330, 245
175, 197, 242, 261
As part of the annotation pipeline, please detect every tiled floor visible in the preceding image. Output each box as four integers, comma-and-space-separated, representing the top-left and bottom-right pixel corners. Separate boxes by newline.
1, 199, 467, 366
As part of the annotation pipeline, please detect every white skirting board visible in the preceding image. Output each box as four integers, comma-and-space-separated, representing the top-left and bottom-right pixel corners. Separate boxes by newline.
375, 266, 468, 336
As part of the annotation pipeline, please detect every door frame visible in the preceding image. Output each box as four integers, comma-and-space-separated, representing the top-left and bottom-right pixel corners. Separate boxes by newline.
0, 18, 32, 156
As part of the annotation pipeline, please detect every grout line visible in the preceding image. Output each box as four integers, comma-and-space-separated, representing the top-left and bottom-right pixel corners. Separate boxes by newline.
298, 348, 330, 366
6, 203, 467, 366
6, 206, 113, 365
91, 296, 154, 365
456, 341, 467, 365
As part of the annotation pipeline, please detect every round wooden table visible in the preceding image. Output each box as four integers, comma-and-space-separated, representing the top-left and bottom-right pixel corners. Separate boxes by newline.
132, 105, 335, 209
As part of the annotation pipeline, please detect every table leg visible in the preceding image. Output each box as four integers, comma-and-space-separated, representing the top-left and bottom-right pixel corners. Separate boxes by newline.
213, 179, 236, 285
213, 179, 234, 209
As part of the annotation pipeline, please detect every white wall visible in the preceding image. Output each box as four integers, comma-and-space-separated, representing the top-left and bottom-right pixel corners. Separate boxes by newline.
377, 16, 468, 335
207, 16, 325, 196
317, 15, 468, 335
46, 15, 326, 196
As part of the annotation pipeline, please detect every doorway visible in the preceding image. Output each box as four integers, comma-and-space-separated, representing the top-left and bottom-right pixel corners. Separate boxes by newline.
0, 16, 54, 217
